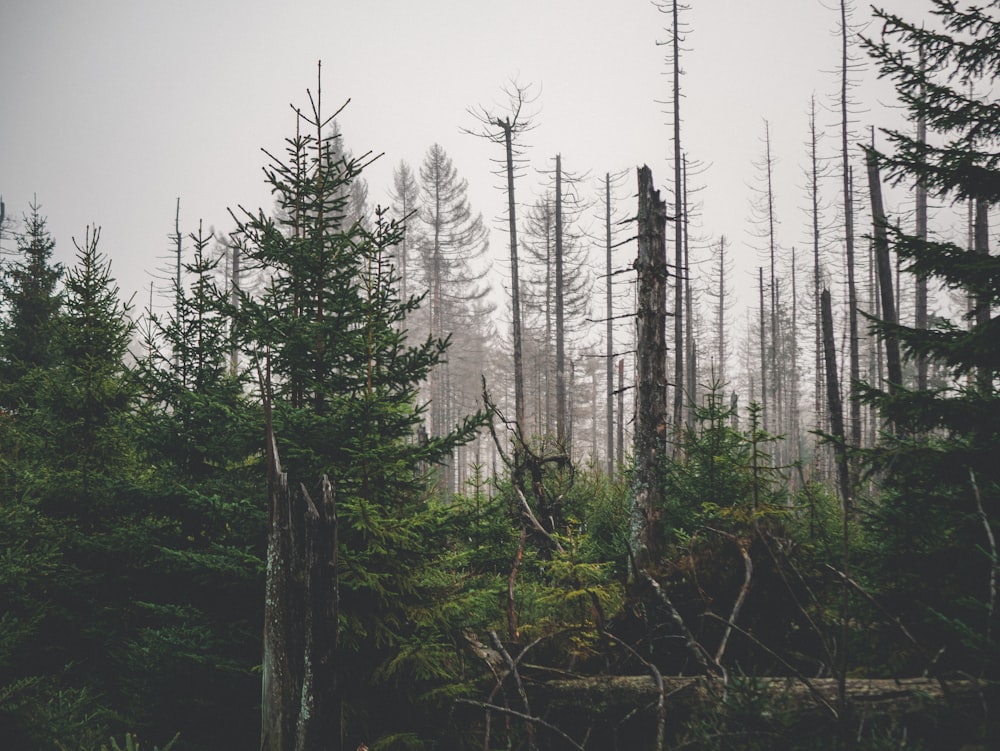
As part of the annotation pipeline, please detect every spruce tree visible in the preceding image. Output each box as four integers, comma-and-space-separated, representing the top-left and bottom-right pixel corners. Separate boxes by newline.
230, 77, 482, 749
0, 202, 63, 406
860, 0, 1000, 675
413, 143, 491, 493
133, 223, 263, 747
0, 227, 143, 747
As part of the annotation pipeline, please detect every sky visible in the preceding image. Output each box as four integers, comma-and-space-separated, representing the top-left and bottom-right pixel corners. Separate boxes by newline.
2, 0, 921, 320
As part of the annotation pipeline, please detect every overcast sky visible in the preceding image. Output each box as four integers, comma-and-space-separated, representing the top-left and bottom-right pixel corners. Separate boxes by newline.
2, 0, 921, 318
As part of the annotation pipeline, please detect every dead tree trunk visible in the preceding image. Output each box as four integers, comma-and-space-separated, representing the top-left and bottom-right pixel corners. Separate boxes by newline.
809, 97, 827, 478
865, 148, 902, 393
973, 198, 991, 394
617, 357, 625, 473
671, 0, 685, 429
555, 154, 567, 448
261, 426, 340, 751
759, 268, 768, 430
915, 49, 929, 391
763, 122, 780, 439
683, 155, 697, 412
840, 0, 861, 473
499, 118, 526, 429
716, 236, 728, 384
632, 165, 668, 568
790, 246, 801, 468
821, 289, 851, 510
605, 174, 615, 476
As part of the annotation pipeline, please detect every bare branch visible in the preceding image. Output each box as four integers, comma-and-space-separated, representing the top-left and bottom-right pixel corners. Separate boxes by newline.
454, 699, 585, 751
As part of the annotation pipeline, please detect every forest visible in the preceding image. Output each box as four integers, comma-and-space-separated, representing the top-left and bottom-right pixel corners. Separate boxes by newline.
1, 0, 999, 749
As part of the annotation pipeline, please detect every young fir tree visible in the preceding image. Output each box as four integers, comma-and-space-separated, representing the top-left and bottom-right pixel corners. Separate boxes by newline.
231, 78, 483, 750
133, 223, 263, 747
859, 0, 1000, 676
0, 227, 144, 748
0, 202, 63, 406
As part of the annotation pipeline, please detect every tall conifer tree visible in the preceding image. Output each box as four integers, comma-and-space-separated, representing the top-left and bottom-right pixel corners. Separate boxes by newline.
230, 74, 482, 749
861, 0, 1000, 675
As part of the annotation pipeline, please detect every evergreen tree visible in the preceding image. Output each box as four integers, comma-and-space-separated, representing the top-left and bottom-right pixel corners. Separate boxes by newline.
860, 0, 1000, 676
0, 202, 63, 405
413, 142, 492, 493
133, 224, 263, 747
231, 82, 483, 748
388, 159, 424, 305
0, 227, 142, 747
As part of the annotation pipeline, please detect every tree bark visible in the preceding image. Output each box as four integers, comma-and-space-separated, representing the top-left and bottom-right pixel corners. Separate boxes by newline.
617, 357, 625, 473
821, 290, 851, 510
605, 174, 615, 476
671, 0, 685, 429
499, 118, 526, 429
840, 0, 862, 470
555, 154, 566, 447
759, 268, 768, 429
261, 427, 340, 751
809, 97, 826, 477
534, 675, 984, 717
915, 48, 929, 390
865, 148, 903, 394
973, 198, 991, 394
716, 236, 727, 384
633, 165, 668, 568
683, 155, 696, 412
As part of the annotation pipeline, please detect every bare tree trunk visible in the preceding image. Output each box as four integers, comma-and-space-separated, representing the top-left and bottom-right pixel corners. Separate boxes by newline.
865, 148, 902, 394
841, 0, 862, 466
821, 289, 851, 510
500, 119, 526, 429
592, 360, 598, 461
809, 97, 826, 479
915, 50, 929, 391
171, 198, 183, 372
606, 174, 615, 476
261, 427, 341, 751
544, 219, 554, 434
617, 357, 625, 474
229, 239, 241, 376
759, 268, 768, 429
764, 122, 780, 439
261, 431, 299, 751
716, 236, 727, 384
671, 0, 685, 429
974, 199, 991, 394
633, 165, 668, 568
683, 155, 696, 412
555, 154, 567, 448
790, 246, 801, 468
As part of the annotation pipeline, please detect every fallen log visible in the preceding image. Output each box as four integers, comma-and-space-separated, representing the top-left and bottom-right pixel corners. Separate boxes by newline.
534, 674, 990, 719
